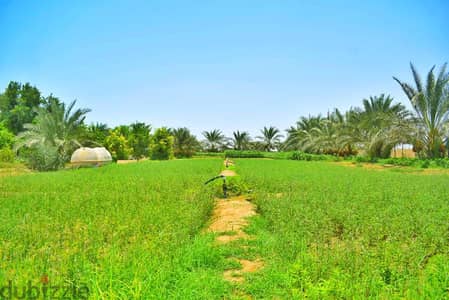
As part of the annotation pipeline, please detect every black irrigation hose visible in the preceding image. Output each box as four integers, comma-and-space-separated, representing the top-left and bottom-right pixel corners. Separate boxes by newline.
204, 175, 225, 185
204, 174, 228, 198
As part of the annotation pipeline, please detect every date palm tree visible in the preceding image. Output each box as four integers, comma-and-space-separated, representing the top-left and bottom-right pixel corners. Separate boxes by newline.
232, 131, 250, 150
257, 126, 283, 151
394, 63, 449, 157
202, 129, 227, 152
15, 100, 91, 163
171, 127, 199, 158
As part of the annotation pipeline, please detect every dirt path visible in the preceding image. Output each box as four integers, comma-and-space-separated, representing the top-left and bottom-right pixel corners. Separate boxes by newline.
207, 161, 263, 287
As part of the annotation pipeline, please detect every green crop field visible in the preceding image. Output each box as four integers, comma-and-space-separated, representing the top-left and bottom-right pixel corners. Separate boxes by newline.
1, 159, 449, 299
0, 159, 233, 299
236, 159, 449, 299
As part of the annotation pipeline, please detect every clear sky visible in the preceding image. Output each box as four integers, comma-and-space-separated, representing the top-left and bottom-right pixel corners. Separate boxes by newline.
1, 1, 448, 137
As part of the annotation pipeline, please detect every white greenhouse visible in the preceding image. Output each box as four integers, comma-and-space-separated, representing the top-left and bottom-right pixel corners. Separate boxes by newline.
70, 147, 112, 166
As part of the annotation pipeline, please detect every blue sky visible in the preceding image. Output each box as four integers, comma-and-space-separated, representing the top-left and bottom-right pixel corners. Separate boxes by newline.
1, 1, 448, 137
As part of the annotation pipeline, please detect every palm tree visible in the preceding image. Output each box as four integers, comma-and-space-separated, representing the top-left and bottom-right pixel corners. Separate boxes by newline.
358, 94, 411, 158
82, 122, 110, 147
15, 100, 91, 164
257, 126, 283, 151
284, 115, 324, 151
202, 129, 227, 152
362, 94, 406, 116
393, 63, 449, 157
232, 131, 250, 150
172, 127, 199, 158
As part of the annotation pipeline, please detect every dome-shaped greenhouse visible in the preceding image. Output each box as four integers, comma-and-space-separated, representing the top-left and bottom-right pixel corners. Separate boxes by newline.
70, 147, 112, 166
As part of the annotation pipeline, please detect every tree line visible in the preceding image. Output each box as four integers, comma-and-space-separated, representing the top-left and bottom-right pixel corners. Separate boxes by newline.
0, 63, 448, 171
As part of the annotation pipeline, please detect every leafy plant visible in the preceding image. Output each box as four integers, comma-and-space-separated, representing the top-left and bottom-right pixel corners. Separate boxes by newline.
150, 127, 174, 160
171, 127, 199, 158
15, 100, 90, 170
129, 122, 151, 159
394, 63, 449, 158
257, 126, 283, 151
105, 128, 132, 160
202, 129, 228, 152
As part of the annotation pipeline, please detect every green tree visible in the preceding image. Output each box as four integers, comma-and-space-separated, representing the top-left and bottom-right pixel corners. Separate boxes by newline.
257, 126, 283, 151
81, 122, 110, 147
0, 81, 43, 134
15, 100, 91, 170
150, 127, 174, 160
232, 131, 251, 150
129, 122, 151, 159
105, 128, 132, 161
171, 127, 199, 158
0, 122, 14, 149
202, 129, 227, 152
394, 63, 449, 158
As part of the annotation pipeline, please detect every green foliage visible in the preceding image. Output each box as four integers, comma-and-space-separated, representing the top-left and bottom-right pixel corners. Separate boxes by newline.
21, 144, 65, 171
105, 128, 132, 160
150, 127, 174, 160
171, 127, 199, 158
394, 63, 449, 158
0, 123, 14, 149
0, 81, 43, 134
257, 126, 283, 151
81, 122, 110, 147
129, 122, 151, 159
202, 129, 228, 152
0, 148, 15, 163
224, 150, 264, 158
232, 131, 251, 150
194, 152, 225, 158
290, 151, 332, 161
15, 100, 90, 170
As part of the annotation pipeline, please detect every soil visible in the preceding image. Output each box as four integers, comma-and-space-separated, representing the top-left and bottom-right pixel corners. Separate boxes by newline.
207, 162, 264, 287
220, 169, 237, 177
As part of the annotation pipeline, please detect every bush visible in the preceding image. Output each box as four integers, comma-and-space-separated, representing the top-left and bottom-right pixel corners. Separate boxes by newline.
354, 156, 378, 163
105, 129, 132, 161
21, 145, 64, 171
0, 124, 14, 149
290, 151, 332, 161
224, 150, 264, 158
0, 148, 15, 163
194, 152, 224, 158
420, 160, 430, 169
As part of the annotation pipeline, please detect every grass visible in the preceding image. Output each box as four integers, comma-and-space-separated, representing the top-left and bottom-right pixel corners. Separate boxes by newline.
0, 159, 233, 299
235, 159, 449, 299
2, 158, 449, 299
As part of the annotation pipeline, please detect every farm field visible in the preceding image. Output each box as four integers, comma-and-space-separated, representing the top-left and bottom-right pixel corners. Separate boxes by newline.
236, 159, 449, 299
1, 158, 449, 299
0, 159, 233, 299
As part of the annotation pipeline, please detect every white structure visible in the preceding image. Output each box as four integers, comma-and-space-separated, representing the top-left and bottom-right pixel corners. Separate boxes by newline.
70, 147, 112, 166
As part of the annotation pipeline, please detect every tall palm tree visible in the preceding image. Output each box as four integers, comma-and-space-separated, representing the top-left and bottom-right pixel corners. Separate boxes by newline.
15, 100, 91, 162
202, 129, 227, 152
357, 94, 411, 158
232, 131, 250, 150
284, 115, 324, 150
394, 63, 449, 157
362, 94, 406, 116
257, 126, 283, 151
171, 127, 199, 158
